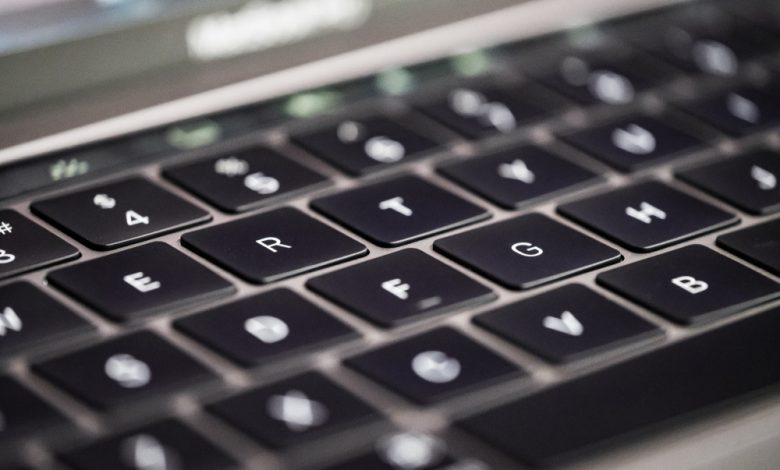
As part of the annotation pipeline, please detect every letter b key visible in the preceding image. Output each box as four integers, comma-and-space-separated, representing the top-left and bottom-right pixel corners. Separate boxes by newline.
672, 275, 709, 294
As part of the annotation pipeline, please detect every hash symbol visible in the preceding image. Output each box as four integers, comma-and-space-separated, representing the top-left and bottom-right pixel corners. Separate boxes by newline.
0, 222, 11, 236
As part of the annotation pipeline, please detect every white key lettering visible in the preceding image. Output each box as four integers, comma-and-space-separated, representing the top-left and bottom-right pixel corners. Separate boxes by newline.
105, 354, 152, 388
126, 210, 150, 226
751, 165, 777, 191
244, 172, 280, 195
672, 275, 709, 294
625, 201, 666, 224
244, 315, 290, 344
727, 93, 760, 124
124, 272, 162, 293
256, 237, 292, 253
542, 311, 584, 337
0, 307, 22, 336
0, 249, 14, 265
267, 390, 329, 432
611, 124, 656, 155
382, 278, 411, 300
511, 242, 543, 257
412, 350, 461, 384
364, 136, 406, 163
498, 159, 535, 184
379, 196, 413, 216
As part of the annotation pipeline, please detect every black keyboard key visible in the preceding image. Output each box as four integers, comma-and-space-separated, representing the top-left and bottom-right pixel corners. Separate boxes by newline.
47, 242, 234, 322
678, 151, 780, 215
619, 3, 773, 77
562, 116, 704, 172
312, 176, 488, 247
292, 114, 440, 175
308, 249, 495, 327
531, 54, 666, 106
175, 289, 357, 366
459, 304, 780, 467
678, 88, 780, 136
346, 328, 521, 405
416, 83, 549, 138
439, 146, 601, 209
718, 219, 780, 276
0, 377, 67, 442
559, 181, 738, 252
60, 419, 236, 470
598, 245, 780, 325
208, 372, 378, 448
32, 178, 211, 250
182, 207, 367, 284
34, 331, 216, 410
476, 284, 661, 363
164, 146, 328, 213
434, 213, 621, 290
0, 282, 92, 357
0, 209, 78, 279
319, 432, 472, 470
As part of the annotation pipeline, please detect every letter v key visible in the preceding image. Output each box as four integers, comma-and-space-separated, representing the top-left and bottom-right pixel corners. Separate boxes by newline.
543, 311, 584, 336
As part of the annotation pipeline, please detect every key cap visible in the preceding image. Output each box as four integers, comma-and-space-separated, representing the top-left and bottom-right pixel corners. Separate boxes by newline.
439, 146, 601, 209
434, 213, 621, 290
678, 88, 780, 136
175, 289, 357, 366
60, 419, 236, 470
182, 207, 367, 284
292, 114, 440, 175
34, 331, 216, 410
312, 176, 488, 246
346, 328, 521, 405
678, 151, 780, 215
598, 245, 780, 324
318, 432, 474, 470
718, 219, 780, 276
0, 282, 92, 358
459, 304, 780, 467
0, 209, 78, 279
308, 249, 495, 327
0, 376, 68, 442
619, 3, 774, 77
558, 181, 738, 252
530, 53, 668, 106
415, 83, 549, 138
32, 178, 211, 250
164, 146, 329, 213
208, 372, 378, 448
562, 116, 704, 172
475, 284, 661, 363
47, 242, 234, 322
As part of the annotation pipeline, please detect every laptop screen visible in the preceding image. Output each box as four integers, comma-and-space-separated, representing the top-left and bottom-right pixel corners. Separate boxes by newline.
0, 0, 521, 116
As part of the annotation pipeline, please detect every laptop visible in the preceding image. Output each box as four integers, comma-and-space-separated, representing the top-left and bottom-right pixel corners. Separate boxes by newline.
1, 0, 779, 468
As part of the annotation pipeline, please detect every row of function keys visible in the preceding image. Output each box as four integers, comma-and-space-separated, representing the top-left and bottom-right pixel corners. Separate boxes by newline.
4, 0, 778, 203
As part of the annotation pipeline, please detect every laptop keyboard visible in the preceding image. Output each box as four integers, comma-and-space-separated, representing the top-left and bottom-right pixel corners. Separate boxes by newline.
2, 1, 780, 469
